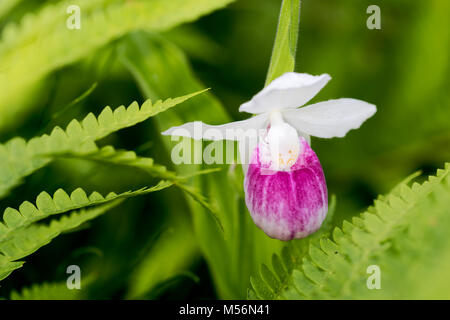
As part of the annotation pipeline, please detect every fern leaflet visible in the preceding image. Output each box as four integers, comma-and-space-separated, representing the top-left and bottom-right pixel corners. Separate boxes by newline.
0, 181, 173, 245
9, 281, 84, 300
0, 181, 173, 280
47, 145, 224, 232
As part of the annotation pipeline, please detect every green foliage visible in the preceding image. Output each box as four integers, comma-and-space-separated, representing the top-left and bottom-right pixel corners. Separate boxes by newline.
249, 163, 450, 299
52, 145, 174, 179
265, 0, 300, 85
300, 0, 450, 203
50, 146, 224, 231
0, 0, 21, 19
119, 32, 283, 299
0, 182, 172, 244
0, 0, 448, 301
0, 0, 236, 129
0, 87, 219, 286
0, 181, 173, 281
9, 281, 84, 300
0, 257, 23, 283
126, 222, 199, 299
8, 273, 97, 300
0, 91, 204, 199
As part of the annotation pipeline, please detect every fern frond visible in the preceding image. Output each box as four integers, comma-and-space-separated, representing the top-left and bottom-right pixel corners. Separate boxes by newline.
250, 163, 450, 299
0, 181, 173, 281
49, 146, 224, 232
0, 201, 122, 262
0, 91, 203, 199
50, 145, 174, 180
9, 273, 96, 300
0, 255, 23, 281
0, 204, 118, 282
0, 180, 173, 245
0, 0, 234, 128
9, 281, 84, 300
50, 145, 223, 180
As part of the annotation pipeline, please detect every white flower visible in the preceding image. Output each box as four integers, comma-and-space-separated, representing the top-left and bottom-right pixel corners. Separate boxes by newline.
162, 72, 376, 240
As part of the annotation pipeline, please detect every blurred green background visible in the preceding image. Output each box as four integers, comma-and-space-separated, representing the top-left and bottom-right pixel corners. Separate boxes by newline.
0, 0, 448, 299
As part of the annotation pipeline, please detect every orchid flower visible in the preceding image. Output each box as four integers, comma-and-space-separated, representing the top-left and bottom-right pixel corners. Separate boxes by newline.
162, 72, 376, 241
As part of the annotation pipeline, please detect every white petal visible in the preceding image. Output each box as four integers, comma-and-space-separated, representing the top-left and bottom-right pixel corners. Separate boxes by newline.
162, 115, 269, 174
239, 72, 331, 114
282, 98, 376, 138
161, 113, 269, 141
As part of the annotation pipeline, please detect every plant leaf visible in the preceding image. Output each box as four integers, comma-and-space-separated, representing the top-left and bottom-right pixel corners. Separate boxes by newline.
0, 91, 204, 199
49, 145, 224, 232
9, 281, 84, 300
0, 0, 236, 129
0, 181, 173, 245
0, 180, 174, 281
265, 0, 301, 86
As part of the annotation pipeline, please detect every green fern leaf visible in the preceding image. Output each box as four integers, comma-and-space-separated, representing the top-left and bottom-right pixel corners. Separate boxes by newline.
50, 145, 175, 180
0, 91, 204, 199
0, 180, 173, 281
0, 201, 121, 262
0, 204, 118, 282
250, 163, 450, 299
265, 0, 300, 86
47, 145, 224, 232
49, 145, 223, 181
0, 255, 23, 281
8, 273, 96, 300
0, 180, 173, 245
9, 281, 84, 300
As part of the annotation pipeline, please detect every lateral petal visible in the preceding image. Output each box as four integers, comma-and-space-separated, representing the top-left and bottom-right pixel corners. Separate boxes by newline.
283, 98, 376, 138
161, 114, 269, 141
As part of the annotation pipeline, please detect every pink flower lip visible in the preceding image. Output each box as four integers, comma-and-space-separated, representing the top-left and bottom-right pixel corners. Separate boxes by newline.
244, 137, 328, 241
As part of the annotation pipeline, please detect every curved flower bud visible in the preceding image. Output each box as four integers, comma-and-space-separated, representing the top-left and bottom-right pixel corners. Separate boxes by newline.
244, 137, 328, 240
